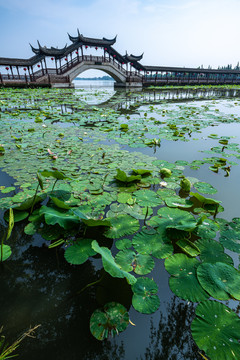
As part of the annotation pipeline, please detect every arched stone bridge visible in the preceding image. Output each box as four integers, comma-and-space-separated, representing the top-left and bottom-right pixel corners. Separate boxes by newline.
1, 31, 240, 88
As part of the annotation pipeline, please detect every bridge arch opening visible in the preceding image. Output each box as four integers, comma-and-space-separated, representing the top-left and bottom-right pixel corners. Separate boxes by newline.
73, 69, 114, 81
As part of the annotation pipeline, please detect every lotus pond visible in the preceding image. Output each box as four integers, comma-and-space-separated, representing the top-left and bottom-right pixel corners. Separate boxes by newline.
1, 83, 240, 360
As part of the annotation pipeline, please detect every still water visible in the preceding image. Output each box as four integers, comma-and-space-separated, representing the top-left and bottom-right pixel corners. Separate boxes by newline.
1, 81, 240, 360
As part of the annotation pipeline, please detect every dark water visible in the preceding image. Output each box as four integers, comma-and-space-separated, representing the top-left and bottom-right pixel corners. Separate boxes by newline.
1, 83, 240, 360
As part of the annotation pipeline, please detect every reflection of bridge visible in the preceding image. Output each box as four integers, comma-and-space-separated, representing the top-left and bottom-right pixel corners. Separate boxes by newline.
1, 31, 240, 88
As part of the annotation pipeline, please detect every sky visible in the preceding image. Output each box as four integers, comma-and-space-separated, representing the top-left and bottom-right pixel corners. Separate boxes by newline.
1, 0, 240, 77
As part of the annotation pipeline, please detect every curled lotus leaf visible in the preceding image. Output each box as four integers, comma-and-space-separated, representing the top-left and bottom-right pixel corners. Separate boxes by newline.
1, 244, 12, 262
90, 302, 129, 341
104, 214, 139, 239
197, 262, 240, 300
180, 177, 191, 192
176, 238, 200, 257
39, 205, 79, 229
165, 254, 209, 302
191, 301, 240, 360
115, 169, 141, 183
131, 277, 160, 314
64, 239, 97, 265
115, 249, 155, 275
91, 240, 136, 285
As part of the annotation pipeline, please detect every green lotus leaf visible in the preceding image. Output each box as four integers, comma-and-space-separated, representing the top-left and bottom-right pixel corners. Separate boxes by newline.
115, 169, 141, 183
190, 192, 221, 206
64, 239, 97, 265
39, 205, 79, 229
176, 238, 200, 257
1, 186, 15, 194
115, 238, 132, 250
191, 301, 240, 360
91, 240, 136, 285
115, 249, 155, 275
197, 262, 240, 300
40, 169, 69, 180
165, 254, 209, 302
117, 192, 133, 204
82, 218, 112, 227
156, 188, 176, 200
165, 196, 193, 208
131, 277, 160, 314
154, 207, 197, 232
104, 214, 139, 239
24, 222, 39, 235
13, 194, 45, 210
1, 244, 12, 262
219, 226, 240, 253
194, 218, 219, 239
133, 189, 164, 207
90, 302, 129, 341
132, 169, 152, 176
194, 181, 217, 194
50, 196, 71, 210
195, 238, 233, 265
132, 230, 173, 259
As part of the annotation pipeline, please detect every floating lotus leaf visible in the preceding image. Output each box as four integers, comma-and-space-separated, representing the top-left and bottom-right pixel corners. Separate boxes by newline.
64, 239, 97, 265
194, 218, 219, 239
197, 262, 240, 300
91, 240, 136, 285
176, 238, 200, 257
156, 188, 176, 200
131, 277, 160, 314
132, 230, 173, 259
165, 254, 208, 302
151, 207, 197, 232
194, 181, 217, 194
191, 301, 240, 360
165, 196, 193, 208
133, 189, 164, 207
39, 206, 79, 229
115, 249, 155, 275
1, 244, 12, 262
115, 238, 132, 250
117, 192, 133, 204
1, 186, 15, 194
195, 238, 233, 265
115, 169, 141, 183
219, 226, 240, 253
90, 302, 129, 340
104, 214, 139, 239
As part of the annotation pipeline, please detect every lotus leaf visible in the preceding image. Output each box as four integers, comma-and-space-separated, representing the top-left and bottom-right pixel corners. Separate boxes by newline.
117, 192, 133, 204
115, 169, 141, 183
191, 301, 240, 360
133, 189, 164, 207
194, 181, 217, 194
195, 238, 233, 265
132, 169, 152, 175
197, 262, 240, 300
104, 214, 139, 239
64, 239, 97, 265
90, 302, 129, 340
115, 238, 132, 250
165, 196, 193, 209
39, 206, 79, 229
180, 177, 191, 192
219, 226, 240, 253
176, 238, 200, 257
194, 218, 219, 239
131, 277, 160, 314
115, 249, 155, 275
160, 168, 172, 178
132, 230, 173, 259
91, 240, 136, 285
152, 207, 197, 232
165, 254, 208, 302
1, 244, 12, 262
40, 169, 69, 180
1, 186, 15, 194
